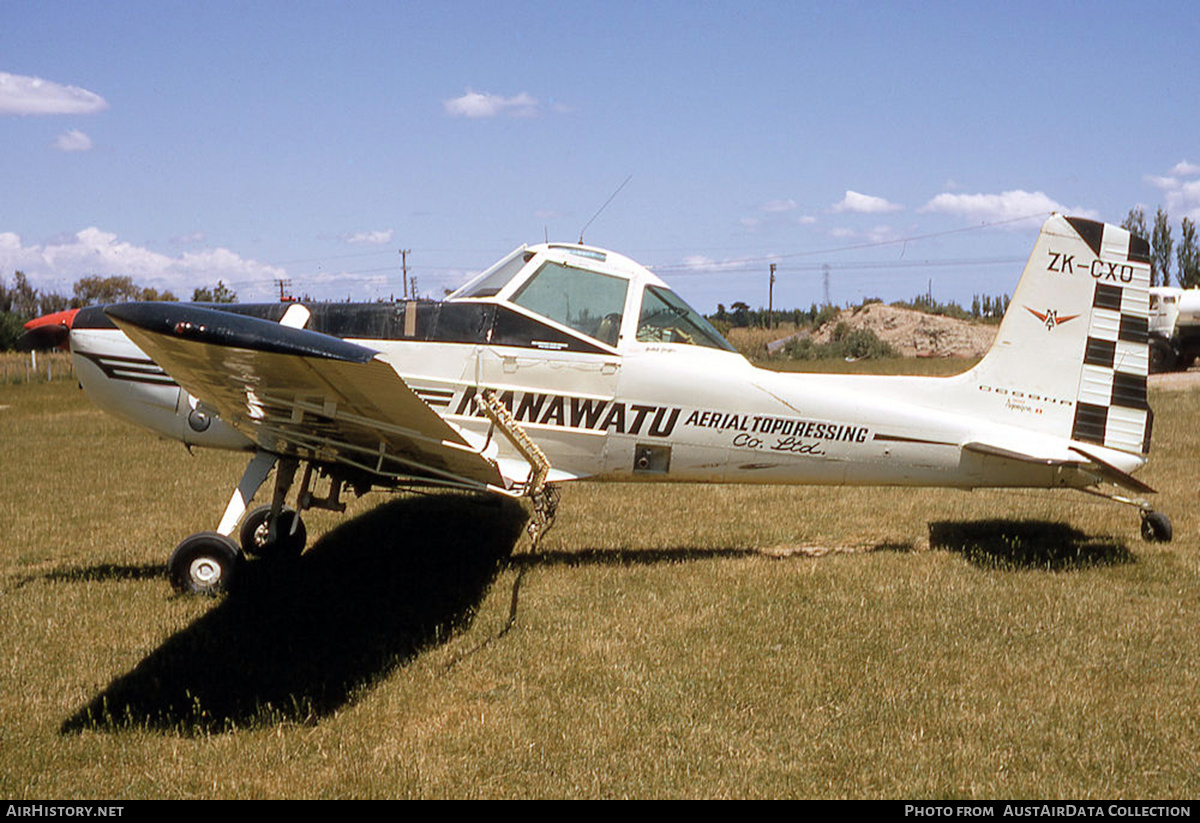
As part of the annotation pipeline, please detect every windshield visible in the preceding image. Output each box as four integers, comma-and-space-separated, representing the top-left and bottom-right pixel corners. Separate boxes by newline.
452, 248, 532, 298
637, 286, 735, 351
510, 261, 628, 346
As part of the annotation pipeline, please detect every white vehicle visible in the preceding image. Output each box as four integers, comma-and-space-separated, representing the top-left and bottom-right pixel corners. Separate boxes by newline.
24, 214, 1171, 594
1148, 285, 1200, 372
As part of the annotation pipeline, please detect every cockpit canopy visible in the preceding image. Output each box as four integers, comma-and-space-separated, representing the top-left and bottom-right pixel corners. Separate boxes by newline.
450, 243, 734, 353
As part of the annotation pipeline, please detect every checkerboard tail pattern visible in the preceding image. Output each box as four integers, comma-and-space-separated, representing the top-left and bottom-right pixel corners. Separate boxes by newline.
1069, 218, 1152, 454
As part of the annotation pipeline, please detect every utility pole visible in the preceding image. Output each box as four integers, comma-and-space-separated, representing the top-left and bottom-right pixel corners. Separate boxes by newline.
399, 248, 411, 299
768, 263, 776, 330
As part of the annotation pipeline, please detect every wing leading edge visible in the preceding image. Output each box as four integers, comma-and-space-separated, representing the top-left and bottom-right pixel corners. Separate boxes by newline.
106, 302, 507, 491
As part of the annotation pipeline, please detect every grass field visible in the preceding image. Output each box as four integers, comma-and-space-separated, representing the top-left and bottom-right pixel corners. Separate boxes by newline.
2, 369, 1198, 799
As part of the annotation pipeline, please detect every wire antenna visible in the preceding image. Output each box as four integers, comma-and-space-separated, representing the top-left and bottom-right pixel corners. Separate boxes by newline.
579, 175, 632, 244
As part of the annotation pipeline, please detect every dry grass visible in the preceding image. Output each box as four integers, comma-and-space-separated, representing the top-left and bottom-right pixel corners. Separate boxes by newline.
0, 350, 74, 385
724, 324, 803, 358
2, 373, 1199, 798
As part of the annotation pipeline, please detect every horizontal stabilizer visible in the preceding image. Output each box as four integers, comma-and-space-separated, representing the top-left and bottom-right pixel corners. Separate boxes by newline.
962, 440, 1155, 495
962, 440, 1067, 467
1069, 446, 1156, 495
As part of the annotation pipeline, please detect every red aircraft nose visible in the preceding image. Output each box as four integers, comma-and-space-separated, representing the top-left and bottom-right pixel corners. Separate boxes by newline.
17, 309, 79, 351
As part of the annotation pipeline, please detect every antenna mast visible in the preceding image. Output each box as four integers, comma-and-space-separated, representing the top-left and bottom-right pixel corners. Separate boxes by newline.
579, 175, 632, 244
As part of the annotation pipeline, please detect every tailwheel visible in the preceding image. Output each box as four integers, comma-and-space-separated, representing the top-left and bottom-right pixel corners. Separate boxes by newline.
168, 532, 242, 595
1140, 511, 1173, 543
239, 504, 307, 560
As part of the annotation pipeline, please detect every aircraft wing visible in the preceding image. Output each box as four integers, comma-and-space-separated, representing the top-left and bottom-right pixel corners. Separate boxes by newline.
105, 303, 507, 491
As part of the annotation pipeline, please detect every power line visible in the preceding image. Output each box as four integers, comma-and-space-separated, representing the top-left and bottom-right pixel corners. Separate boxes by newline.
666, 256, 1026, 277
651, 212, 1048, 272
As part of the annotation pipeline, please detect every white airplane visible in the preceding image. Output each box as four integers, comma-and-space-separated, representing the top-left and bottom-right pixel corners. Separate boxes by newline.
26, 213, 1171, 594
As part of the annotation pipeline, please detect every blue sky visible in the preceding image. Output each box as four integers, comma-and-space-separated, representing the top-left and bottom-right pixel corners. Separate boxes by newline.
2, 1, 1198, 311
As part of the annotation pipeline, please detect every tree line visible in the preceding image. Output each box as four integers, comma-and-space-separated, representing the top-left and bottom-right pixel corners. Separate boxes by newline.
0, 273, 236, 350
708, 292, 1010, 333
1121, 206, 1200, 288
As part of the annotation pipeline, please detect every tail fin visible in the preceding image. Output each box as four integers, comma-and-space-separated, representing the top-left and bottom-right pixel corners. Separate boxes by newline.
963, 214, 1152, 455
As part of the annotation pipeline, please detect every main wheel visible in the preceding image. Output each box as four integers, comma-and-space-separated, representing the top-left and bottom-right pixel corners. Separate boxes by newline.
1140, 511, 1173, 543
168, 532, 242, 595
239, 505, 307, 560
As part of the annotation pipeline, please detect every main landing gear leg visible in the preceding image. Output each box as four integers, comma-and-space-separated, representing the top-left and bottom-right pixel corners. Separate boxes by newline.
167, 451, 308, 595
1079, 486, 1173, 544
240, 457, 307, 560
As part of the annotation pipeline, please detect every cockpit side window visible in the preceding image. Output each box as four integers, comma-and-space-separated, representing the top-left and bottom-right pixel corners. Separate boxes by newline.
637, 285, 736, 351
510, 261, 628, 346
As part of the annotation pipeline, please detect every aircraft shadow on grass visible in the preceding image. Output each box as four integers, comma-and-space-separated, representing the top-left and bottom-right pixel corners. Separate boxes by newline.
928, 519, 1134, 571
61, 493, 528, 735
12, 563, 163, 589
59, 500, 1128, 734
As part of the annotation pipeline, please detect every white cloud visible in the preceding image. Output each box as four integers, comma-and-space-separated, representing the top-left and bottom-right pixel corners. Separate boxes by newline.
0, 228, 285, 301
0, 72, 108, 116
443, 89, 539, 118
678, 254, 755, 273
342, 229, 394, 245
831, 190, 902, 214
52, 129, 93, 152
1146, 165, 1200, 221
919, 189, 1096, 223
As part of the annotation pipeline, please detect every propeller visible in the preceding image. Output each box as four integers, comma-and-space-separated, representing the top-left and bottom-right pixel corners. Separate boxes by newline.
15, 309, 79, 351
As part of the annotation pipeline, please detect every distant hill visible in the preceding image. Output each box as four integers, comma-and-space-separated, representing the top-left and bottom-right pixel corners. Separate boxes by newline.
750, 303, 998, 360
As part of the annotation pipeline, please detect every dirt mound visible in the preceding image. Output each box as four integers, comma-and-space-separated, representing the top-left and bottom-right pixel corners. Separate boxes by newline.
810, 303, 997, 358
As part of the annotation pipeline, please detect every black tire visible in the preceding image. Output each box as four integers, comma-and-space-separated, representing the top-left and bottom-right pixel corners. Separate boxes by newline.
239, 504, 306, 559
1140, 511, 1173, 543
168, 532, 242, 595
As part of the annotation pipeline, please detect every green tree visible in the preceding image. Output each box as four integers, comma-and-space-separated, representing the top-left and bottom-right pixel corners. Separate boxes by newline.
1122, 207, 1148, 244
73, 275, 142, 305
193, 280, 238, 303
3, 271, 41, 317
1, 272, 40, 350
1178, 217, 1200, 289
72, 275, 176, 304
1152, 207, 1173, 287
0, 312, 25, 350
